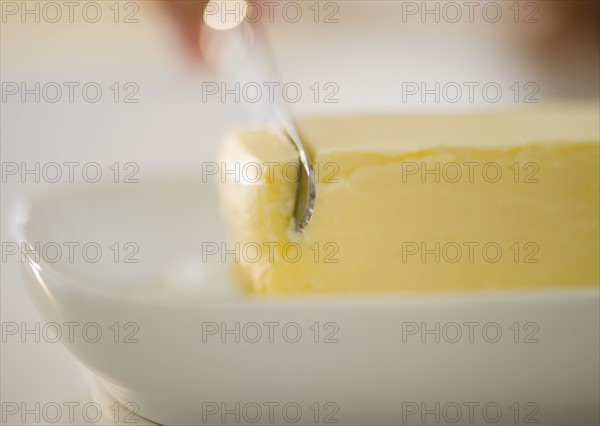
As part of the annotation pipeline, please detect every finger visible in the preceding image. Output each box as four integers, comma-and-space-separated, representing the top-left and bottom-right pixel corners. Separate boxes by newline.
162, 0, 208, 59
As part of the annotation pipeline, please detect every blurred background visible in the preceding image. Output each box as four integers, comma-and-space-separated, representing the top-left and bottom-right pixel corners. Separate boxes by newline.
1, 0, 599, 423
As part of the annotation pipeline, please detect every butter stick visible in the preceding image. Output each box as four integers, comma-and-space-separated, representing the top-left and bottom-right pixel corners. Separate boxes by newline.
217, 105, 600, 294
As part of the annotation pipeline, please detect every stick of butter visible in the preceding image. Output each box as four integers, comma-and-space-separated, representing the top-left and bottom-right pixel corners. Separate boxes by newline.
217, 105, 599, 294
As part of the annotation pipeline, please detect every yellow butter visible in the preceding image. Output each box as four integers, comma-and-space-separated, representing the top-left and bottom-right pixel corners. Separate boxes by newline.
217, 105, 600, 294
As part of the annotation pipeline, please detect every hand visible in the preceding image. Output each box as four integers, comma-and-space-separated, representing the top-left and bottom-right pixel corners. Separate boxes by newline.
162, 1, 208, 59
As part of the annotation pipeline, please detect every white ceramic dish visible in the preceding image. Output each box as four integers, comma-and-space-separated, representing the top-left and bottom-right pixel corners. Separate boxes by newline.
11, 180, 599, 425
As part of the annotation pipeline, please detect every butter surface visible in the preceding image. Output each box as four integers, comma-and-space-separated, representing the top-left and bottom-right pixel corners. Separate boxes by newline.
218, 105, 600, 294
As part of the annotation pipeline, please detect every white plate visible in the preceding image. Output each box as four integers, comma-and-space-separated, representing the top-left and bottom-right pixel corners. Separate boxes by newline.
11, 179, 600, 425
